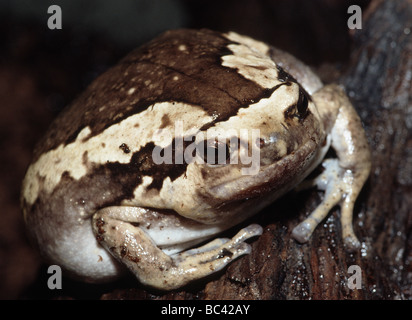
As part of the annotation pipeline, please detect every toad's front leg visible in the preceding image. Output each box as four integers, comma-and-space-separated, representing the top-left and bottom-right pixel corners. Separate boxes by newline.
92, 207, 262, 290
292, 84, 371, 250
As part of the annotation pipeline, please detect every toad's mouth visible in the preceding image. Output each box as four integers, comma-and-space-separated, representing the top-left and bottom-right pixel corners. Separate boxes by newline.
208, 133, 330, 207
178, 134, 329, 226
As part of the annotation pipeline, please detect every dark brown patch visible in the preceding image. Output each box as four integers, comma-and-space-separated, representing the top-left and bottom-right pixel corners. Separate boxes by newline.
119, 143, 131, 154
256, 137, 266, 149
31, 29, 294, 161
160, 114, 171, 129
95, 217, 105, 228
82, 151, 89, 166
127, 254, 140, 263
218, 248, 233, 259
277, 65, 298, 83
248, 65, 269, 71
70, 138, 190, 197
120, 246, 128, 258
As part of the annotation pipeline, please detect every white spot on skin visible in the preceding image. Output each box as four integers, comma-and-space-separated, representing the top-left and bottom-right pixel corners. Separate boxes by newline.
276, 140, 287, 157
77, 126, 92, 140
127, 87, 136, 95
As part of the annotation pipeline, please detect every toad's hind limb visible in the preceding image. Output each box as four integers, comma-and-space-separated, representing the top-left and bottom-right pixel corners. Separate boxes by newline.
92, 207, 262, 290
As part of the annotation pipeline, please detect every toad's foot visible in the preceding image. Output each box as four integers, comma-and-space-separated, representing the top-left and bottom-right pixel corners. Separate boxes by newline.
291, 159, 363, 251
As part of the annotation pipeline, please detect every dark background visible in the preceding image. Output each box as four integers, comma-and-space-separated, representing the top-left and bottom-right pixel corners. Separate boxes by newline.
0, 0, 376, 299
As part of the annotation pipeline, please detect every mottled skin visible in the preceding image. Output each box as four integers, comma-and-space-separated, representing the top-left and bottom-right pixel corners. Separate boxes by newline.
21, 29, 371, 290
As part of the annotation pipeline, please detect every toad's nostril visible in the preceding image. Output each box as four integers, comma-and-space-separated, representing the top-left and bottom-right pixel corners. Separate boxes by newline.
256, 137, 265, 149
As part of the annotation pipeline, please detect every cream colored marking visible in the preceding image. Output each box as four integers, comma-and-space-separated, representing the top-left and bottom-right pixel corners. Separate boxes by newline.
23, 102, 212, 206
208, 84, 302, 141
276, 139, 287, 157
178, 44, 187, 51
224, 32, 270, 56
122, 175, 156, 206
222, 33, 280, 89
128, 87, 136, 95
124, 174, 188, 212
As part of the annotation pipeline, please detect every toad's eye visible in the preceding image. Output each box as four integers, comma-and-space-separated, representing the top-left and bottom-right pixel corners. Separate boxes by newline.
197, 139, 230, 165
296, 87, 310, 118
284, 87, 310, 122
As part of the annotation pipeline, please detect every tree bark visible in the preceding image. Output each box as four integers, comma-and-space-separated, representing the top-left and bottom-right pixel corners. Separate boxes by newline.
101, 0, 412, 300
